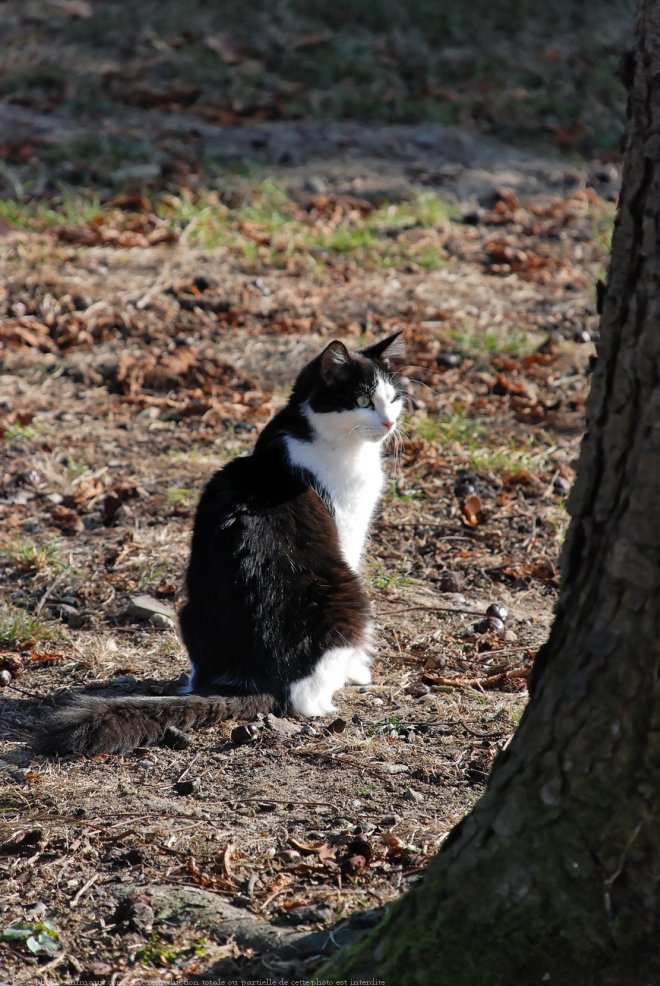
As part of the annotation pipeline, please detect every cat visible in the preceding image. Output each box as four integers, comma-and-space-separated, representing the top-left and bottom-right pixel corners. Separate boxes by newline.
37, 332, 405, 756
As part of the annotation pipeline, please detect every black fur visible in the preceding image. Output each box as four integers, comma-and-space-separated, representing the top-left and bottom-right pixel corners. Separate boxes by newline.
37, 334, 403, 757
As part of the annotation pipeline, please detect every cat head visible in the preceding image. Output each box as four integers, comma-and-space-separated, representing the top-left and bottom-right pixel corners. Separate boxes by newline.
293, 332, 406, 444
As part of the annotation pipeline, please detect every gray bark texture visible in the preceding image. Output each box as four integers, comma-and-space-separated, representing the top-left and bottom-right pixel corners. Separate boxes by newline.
317, 2, 660, 984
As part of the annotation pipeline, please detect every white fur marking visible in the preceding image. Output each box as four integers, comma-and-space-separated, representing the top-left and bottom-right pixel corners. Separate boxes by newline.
285, 376, 402, 572
288, 646, 367, 715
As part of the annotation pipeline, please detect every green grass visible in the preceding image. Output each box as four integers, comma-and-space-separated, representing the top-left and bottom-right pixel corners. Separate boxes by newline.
0, 181, 453, 276
135, 935, 207, 969
165, 486, 198, 507
0, 538, 69, 576
0, 603, 65, 648
0, 191, 101, 231
368, 560, 412, 591
450, 326, 541, 360
415, 406, 487, 448
135, 563, 169, 591
1, 422, 39, 444
157, 183, 449, 270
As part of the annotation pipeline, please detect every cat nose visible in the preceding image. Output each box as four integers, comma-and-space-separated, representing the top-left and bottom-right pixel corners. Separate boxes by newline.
383, 419, 394, 430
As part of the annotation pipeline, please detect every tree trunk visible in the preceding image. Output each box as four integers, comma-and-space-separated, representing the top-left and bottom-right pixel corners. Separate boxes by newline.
318, 3, 660, 984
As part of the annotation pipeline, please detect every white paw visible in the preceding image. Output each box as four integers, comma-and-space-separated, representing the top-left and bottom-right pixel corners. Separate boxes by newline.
291, 696, 337, 717
346, 652, 372, 685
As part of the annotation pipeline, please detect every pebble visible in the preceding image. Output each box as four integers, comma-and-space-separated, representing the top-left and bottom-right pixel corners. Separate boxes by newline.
149, 613, 174, 629
406, 682, 430, 698
126, 594, 176, 622
0, 670, 12, 686
374, 762, 409, 775
263, 713, 302, 736
304, 176, 327, 194
173, 778, 201, 796
403, 787, 424, 803
230, 724, 260, 745
326, 717, 346, 734
380, 814, 402, 827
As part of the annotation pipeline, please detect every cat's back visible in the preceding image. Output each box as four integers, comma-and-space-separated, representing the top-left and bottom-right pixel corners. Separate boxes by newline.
189, 443, 335, 564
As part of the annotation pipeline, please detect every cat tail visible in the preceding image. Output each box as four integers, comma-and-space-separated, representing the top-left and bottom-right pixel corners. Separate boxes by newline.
36, 693, 277, 757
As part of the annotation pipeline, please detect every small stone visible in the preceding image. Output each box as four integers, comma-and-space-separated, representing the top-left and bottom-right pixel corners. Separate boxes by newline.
127, 595, 176, 622
304, 176, 327, 195
282, 903, 334, 925
573, 329, 592, 344
113, 893, 155, 933
486, 603, 509, 623
150, 613, 174, 629
275, 849, 301, 863
461, 208, 484, 225
263, 714, 302, 736
406, 682, 430, 698
436, 352, 461, 368
230, 723, 260, 745
503, 628, 518, 643
403, 787, 424, 803
437, 570, 464, 593
55, 603, 84, 627
375, 762, 409, 775
454, 480, 476, 498
299, 723, 318, 736
25, 901, 47, 919
326, 717, 346, 734
0, 670, 12, 686
173, 777, 201, 796
380, 814, 402, 827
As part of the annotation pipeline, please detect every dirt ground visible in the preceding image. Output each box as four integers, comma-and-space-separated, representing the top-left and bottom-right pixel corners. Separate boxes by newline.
0, 94, 616, 984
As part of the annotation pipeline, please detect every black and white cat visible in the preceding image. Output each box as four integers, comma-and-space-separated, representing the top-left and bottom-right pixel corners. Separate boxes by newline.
38, 333, 405, 756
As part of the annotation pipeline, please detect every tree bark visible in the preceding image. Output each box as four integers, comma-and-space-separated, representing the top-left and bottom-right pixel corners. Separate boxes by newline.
318, 3, 660, 984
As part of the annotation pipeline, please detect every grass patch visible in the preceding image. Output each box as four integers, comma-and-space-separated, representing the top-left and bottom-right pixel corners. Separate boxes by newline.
165, 486, 198, 507
0, 603, 65, 648
135, 935, 207, 970
1, 422, 39, 444
0, 191, 101, 231
450, 326, 541, 360
0, 538, 69, 576
368, 560, 412, 591
415, 406, 487, 448
159, 183, 450, 270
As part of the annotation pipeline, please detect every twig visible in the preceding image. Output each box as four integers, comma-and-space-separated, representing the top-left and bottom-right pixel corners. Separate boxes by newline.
6, 682, 46, 700
375, 604, 484, 617
70, 871, 99, 908
423, 665, 531, 689
35, 574, 65, 614
37, 950, 68, 977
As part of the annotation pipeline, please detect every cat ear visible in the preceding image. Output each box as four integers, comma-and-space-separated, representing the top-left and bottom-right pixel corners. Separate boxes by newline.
320, 340, 352, 385
360, 331, 404, 366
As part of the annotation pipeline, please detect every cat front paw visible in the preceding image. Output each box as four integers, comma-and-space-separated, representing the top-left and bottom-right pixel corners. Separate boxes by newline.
346, 651, 372, 685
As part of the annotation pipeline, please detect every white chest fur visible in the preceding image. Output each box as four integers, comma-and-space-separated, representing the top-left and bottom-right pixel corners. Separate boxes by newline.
285, 435, 384, 571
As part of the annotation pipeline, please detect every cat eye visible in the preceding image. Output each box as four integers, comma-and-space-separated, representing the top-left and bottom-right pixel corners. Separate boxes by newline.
356, 395, 372, 408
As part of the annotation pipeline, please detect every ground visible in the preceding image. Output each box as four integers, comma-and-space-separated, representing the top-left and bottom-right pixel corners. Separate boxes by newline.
0, 4, 620, 983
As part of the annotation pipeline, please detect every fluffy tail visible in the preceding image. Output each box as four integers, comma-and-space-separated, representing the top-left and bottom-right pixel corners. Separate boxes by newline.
36, 693, 277, 757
